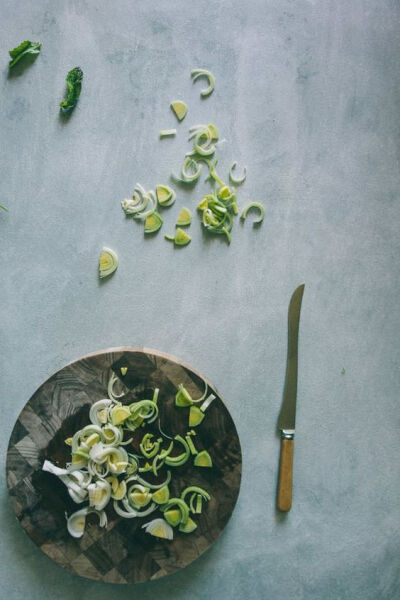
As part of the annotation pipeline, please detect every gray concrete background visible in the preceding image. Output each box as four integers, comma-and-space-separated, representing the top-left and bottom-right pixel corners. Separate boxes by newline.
1, 1, 399, 598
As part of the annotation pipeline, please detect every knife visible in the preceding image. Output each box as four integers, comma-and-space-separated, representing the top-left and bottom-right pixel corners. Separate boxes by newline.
277, 284, 305, 512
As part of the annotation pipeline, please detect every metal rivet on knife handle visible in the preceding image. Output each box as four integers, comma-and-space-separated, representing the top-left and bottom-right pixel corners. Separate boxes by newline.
276, 284, 305, 512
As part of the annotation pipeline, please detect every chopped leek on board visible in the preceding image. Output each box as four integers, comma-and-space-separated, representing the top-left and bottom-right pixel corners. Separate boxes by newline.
42, 371, 213, 540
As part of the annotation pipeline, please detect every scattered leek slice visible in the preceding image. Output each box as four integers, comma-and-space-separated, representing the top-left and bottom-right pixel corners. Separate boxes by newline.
144, 211, 163, 233
156, 184, 176, 207
171, 100, 188, 121
67, 507, 107, 538
165, 228, 191, 246
161, 498, 190, 524
191, 68, 215, 97
142, 518, 173, 540
194, 450, 213, 468
176, 207, 192, 226
120, 366, 128, 376
110, 405, 131, 426
164, 435, 190, 467
175, 384, 193, 407
99, 247, 118, 279
159, 129, 177, 137
229, 161, 247, 185
240, 202, 265, 224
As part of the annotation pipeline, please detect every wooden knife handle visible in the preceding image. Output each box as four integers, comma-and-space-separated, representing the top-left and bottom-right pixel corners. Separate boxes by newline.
277, 437, 294, 512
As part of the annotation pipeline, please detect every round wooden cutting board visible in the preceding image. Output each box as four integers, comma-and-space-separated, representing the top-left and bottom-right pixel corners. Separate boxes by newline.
6, 347, 242, 584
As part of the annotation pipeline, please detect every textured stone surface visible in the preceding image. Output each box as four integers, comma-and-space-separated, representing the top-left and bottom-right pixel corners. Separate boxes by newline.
0, 0, 399, 598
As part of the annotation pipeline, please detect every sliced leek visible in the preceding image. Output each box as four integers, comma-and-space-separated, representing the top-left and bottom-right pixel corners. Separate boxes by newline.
156, 185, 176, 207
240, 201, 265, 224
170, 100, 188, 121
229, 161, 247, 185
176, 207, 192, 226
165, 228, 191, 246
99, 247, 118, 279
43, 370, 214, 541
159, 129, 177, 137
191, 68, 215, 97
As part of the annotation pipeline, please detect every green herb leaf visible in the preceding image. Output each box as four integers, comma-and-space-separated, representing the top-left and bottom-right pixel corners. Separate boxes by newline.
60, 67, 83, 112
8, 40, 41, 69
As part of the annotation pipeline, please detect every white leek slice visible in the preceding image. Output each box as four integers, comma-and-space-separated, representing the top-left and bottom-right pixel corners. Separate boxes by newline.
229, 161, 247, 185
99, 247, 118, 279
200, 393, 216, 412
142, 518, 173, 540
170, 100, 187, 121
191, 68, 215, 97
113, 499, 138, 518
66, 507, 107, 538
89, 399, 111, 426
87, 480, 111, 511
108, 372, 126, 402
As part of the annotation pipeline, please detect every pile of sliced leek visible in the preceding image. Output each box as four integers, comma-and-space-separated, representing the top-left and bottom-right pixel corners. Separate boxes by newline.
42, 372, 214, 541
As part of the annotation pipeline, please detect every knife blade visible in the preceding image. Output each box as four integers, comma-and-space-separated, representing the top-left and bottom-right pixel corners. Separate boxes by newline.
277, 283, 305, 511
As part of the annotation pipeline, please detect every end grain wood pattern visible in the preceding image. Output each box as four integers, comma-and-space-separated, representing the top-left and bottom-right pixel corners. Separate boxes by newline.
6, 347, 242, 584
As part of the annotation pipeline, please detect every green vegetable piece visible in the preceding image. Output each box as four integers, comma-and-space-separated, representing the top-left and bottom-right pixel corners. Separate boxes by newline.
176, 207, 192, 227
189, 405, 205, 427
60, 67, 83, 112
164, 435, 190, 467
179, 517, 197, 533
164, 227, 191, 246
164, 509, 181, 527
8, 40, 41, 69
159, 129, 176, 137
181, 485, 210, 502
175, 385, 192, 407
144, 211, 163, 233
0, 204, 8, 212
185, 434, 198, 455
152, 485, 170, 505
194, 450, 213, 468
170, 100, 188, 121
196, 494, 203, 514
162, 498, 190, 524
156, 185, 176, 207
130, 489, 151, 508
240, 202, 265, 224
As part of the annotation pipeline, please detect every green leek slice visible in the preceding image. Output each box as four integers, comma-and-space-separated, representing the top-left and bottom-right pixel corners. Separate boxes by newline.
189, 405, 205, 427
176, 207, 192, 226
171, 100, 188, 121
164, 509, 181, 527
99, 247, 118, 279
161, 498, 189, 524
181, 486, 210, 502
152, 485, 170, 505
194, 450, 213, 468
240, 201, 265, 224
185, 434, 198, 455
175, 384, 192, 407
156, 185, 176, 207
164, 435, 190, 467
165, 228, 191, 246
191, 68, 215, 97
179, 517, 197, 533
144, 211, 163, 233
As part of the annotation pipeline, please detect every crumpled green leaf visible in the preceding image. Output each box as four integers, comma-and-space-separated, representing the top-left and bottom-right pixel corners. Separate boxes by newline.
60, 67, 83, 112
8, 40, 41, 69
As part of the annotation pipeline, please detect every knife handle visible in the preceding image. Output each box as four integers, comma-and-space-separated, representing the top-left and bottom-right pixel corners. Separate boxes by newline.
277, 437, 294, 512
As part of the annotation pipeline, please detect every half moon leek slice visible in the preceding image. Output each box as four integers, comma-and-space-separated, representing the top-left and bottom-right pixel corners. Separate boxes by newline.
176, 207, 192, 226
142, 518, 173, 540
170, 100, 188, 121
156, 185, 176, 207
144, 211, 163, 233
99, 247, 118, 279
67, 507, 107, 538
164, 228, 191, 246
191, 68, 215, 97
